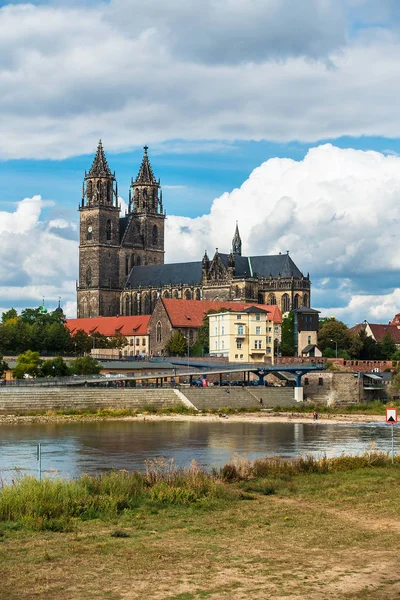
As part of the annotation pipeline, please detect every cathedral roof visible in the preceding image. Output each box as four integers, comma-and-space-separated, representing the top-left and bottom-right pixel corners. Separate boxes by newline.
249, 253, 303, 279
126, 261, 203, 287
134, 146, 158, 185
87, 140, 114, 178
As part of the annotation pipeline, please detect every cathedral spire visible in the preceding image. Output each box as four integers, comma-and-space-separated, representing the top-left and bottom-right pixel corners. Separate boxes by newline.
87, 139, 114, 179
232, 221, 242, 256
135, 145, 158, 185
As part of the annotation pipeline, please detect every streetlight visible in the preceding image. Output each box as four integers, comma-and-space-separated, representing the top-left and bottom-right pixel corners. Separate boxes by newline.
187, 334, 190, 368
330, 339, 338, 359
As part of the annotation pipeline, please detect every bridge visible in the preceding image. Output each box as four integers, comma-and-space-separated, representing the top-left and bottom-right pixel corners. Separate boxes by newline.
1, 359, 326, 401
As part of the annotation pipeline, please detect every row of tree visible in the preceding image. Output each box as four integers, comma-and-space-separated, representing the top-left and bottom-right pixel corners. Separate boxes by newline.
0, 351, 102, 379
0, 307, 127, 355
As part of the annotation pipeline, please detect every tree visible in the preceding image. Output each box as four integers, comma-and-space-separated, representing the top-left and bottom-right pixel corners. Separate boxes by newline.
1, 308, 17, 323
69, 356, 102, 375
0, 355, 9, 378
108, 333, 128, 349
379, 332, 397, 360
13, 350, 43, 379
358, 330, 383, 360
72, 330, 92, 355
41, 357, 71, 377
165, 331, 187, 356
280, 312, 296, 356
318, 318, 350, 354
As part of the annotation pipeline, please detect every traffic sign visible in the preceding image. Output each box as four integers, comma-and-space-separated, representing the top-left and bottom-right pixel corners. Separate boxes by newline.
386, 408, 398, 424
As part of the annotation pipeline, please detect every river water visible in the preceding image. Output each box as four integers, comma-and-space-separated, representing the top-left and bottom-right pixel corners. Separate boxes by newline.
0, 420, 398, 480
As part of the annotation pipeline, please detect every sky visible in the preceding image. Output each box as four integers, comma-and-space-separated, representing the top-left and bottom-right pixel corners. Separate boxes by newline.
2, 0, 400, 324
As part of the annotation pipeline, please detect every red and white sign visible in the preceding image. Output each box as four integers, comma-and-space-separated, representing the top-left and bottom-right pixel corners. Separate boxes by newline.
386, 408, 398, 424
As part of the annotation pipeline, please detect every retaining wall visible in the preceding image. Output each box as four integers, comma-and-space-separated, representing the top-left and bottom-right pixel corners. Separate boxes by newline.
184, 387, 295, 410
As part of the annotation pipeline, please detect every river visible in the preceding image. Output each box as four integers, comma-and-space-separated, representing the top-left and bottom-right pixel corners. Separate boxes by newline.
0, 420, 398, 480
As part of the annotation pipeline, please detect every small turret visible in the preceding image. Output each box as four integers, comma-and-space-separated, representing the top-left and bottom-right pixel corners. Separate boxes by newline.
232, 221, 242, 256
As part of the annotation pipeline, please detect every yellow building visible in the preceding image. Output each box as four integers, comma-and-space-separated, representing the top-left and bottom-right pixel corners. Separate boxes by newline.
209, 306, 275, 363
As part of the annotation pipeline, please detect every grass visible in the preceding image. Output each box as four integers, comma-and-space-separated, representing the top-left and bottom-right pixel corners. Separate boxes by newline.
1, 454, 400, 598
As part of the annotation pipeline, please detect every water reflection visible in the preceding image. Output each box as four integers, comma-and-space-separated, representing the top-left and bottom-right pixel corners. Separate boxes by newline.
0, 420, 397, 480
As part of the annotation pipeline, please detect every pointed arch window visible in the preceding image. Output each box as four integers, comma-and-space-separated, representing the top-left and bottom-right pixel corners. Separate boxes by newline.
131, 254, 135, 269
107, 181, 112, 204
152, 225, 158, 246
185, 289, 192, 300
106, 220, 112, 241
281, 293, 290, 313
156, 321, 162, 343
125, 255, 130, 276
86, 266, 92, 287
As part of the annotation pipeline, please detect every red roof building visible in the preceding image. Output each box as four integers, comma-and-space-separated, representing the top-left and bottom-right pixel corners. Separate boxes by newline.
66, 316, 151, 357
149, 298, 282, 355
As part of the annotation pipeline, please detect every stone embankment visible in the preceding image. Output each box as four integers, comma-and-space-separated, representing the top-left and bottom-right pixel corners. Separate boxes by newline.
0, 386, 296, 414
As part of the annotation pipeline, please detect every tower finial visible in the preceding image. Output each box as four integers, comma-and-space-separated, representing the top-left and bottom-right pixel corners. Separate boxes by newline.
144, 145, 148, 154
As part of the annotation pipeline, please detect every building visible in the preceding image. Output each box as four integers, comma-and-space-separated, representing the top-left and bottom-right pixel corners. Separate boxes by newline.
349, 320, 400, 349
148, 298, 282, 356
66, 315, 150, 358
77, 142, 311, 319
293, 307, 321, 357
209, 306, 276, 363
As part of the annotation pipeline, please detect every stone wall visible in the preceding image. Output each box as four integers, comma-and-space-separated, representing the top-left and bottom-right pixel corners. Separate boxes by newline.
303, 372, 361, 405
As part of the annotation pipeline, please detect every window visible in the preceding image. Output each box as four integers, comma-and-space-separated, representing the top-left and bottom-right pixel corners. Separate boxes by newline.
86, 266, 92, 287
266, 347, 271, 353
185, 289, 192, 300
142, 339, 146, 345
215, 341, 217, 349
235, 354, 238, 359
308, 336, 311, 344
106, 220, 112, 241
221, 340, 224, 349
274, 326, 279, 333
156, 321, 162, 343
238, 325, 244, 335
86, 222, 93, 241
125, 255, 129, 276
215, 327, 218, 335
318, 377, 324, 386
304, 377, 309, 385
256, 313, 261, 321
268, 327, 272, 332
237, 341, 242, 349
130, 339, 133, 346
240, 354, 243, 359
222, 326, 225, 335
136, 339, 140, 346
268, 337, 272, 343
254, 340, 262, 349
152, 225, 158, 246
256, 327, 261, 335
237, 315, 242, 320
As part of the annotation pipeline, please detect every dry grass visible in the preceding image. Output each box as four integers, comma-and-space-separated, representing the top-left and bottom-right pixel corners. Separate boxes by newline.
1, 457, 400, 599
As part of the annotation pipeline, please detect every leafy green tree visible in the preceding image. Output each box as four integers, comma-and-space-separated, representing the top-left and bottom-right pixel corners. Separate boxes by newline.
72, 330, 92, 355
69, 356, 102, 375
91, 332, 109, 349
108, 333, 128, 349
13, 350, 43, 379
358, 331, 383, 360
280, 312, 295, 356
379, 332, 397, 360
165, 331, 187, 356
0, 355, 9, 378
1, 308, 17, 323
41, 357, 71, 377
318, 318, 349, 354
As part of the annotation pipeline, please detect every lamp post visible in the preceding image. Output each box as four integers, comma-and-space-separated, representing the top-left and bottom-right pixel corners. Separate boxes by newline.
330, 339, 338, 359
187, 334, 190, 369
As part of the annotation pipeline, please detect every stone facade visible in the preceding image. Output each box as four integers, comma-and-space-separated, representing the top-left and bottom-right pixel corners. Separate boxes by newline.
77, 143, 311, 318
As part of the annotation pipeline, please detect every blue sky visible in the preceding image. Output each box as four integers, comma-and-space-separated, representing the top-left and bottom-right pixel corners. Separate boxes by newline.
2, 0, 400, 323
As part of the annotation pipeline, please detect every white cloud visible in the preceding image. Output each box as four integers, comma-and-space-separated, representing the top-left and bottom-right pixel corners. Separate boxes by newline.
0, 196, 77, 313
166, 144, 400, 324
1, 1, 400, 158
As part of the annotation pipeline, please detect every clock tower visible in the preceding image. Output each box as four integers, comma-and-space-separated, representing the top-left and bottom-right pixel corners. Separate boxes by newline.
77, 140, 121, 318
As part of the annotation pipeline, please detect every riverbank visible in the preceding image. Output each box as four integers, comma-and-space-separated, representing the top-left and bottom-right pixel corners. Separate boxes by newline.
1, 454, 400, 599
0, 410, 388, 425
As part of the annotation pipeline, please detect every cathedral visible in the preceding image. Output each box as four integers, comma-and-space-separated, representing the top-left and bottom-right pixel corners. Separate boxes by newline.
77, 142, 311, 318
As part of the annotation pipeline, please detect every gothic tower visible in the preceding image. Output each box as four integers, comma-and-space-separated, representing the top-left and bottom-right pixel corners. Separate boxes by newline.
77, 140, 121, 318
232, 221, 242, 256
122, 146, 165, 269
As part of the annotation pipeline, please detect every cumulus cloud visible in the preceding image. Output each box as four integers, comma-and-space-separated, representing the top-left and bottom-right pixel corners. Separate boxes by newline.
0, 196, 78, 316
166, 144, 400, 324
1, 1, 400, 158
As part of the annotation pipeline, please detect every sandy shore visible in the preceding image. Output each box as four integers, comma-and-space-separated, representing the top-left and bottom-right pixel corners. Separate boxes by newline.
0, 412, 386, 425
